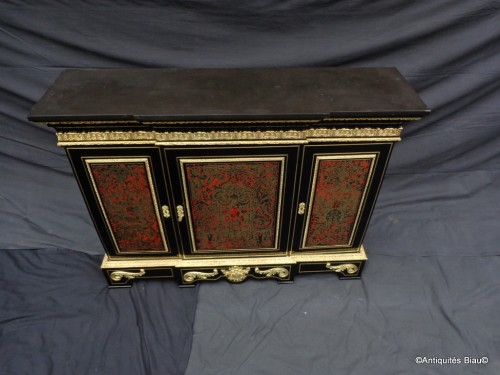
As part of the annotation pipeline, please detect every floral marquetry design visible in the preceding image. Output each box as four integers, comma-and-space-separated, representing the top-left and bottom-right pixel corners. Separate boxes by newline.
184, 160, 282, 251
89, 161, 166, 252
305, 158, 373, 247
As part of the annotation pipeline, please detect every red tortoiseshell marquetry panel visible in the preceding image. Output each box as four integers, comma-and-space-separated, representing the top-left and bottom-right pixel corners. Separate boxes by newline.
183, 159, 283, 251
304, 157, 374, 248
88, 161, 166, 253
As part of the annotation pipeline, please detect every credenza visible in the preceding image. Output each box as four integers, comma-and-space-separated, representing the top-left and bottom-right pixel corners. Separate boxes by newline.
29, 67, 428, 287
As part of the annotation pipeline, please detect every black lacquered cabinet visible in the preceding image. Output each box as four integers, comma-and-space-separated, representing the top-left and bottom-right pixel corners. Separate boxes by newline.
29, 67, 428, 287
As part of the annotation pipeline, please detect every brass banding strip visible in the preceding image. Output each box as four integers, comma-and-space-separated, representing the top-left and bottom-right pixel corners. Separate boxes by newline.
101, 245, 367, 269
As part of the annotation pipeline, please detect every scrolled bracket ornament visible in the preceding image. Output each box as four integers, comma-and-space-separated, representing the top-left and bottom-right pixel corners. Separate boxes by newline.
221, 266, 251, 283
110, 269, 146, 282
325, 263, 359, 276
254, 267, 289, 280
183, 269, 219, 284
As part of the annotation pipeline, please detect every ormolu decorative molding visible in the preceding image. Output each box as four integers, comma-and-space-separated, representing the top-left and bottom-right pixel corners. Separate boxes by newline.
110, 269, 145, 282
57, 131, 155, 146
325, 263, 359, 275
221, 266, 251, 283
155, 127, 402, 142
56, 127, 402, 146
254, 267, 289, 279
183, 269, 219, 283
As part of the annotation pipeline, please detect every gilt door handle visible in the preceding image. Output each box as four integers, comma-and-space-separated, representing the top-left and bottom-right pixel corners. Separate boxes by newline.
298, 202, 306, 215
176, 205, 185, 222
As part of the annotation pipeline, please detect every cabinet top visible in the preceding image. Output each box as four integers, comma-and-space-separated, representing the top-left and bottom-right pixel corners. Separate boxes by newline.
29, 67, 429, 123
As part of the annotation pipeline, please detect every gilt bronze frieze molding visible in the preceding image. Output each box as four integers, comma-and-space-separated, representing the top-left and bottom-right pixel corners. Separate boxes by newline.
182, 265, 291, 284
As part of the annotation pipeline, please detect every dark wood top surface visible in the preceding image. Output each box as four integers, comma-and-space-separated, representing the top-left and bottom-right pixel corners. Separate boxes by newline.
29, 67, 429, 123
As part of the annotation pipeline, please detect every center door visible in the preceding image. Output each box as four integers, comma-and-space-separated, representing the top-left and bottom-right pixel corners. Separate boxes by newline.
164, 145, 299, 258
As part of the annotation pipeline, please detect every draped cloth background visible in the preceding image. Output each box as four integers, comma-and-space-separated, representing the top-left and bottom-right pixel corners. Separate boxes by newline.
1, 1, 499, 374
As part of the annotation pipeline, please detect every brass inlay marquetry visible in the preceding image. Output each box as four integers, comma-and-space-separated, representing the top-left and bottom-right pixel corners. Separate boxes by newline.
179, 156, 286, 253
84, 157, 170, 254
109, 269, 145, 282
301, 153, 378, 250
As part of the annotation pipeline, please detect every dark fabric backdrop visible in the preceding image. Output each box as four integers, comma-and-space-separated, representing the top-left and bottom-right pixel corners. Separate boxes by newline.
1, 1, 499, 374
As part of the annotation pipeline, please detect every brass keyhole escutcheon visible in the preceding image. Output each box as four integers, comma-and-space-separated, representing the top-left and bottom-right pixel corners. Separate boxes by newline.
177, 205, 185, 222
162, 205, 171, 218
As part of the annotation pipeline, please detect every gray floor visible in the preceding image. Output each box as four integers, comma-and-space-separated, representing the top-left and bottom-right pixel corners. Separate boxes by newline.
185, 255, 499, 375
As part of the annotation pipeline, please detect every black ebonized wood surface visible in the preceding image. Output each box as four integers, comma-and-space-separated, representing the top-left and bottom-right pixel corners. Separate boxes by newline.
28, 67, 429, 123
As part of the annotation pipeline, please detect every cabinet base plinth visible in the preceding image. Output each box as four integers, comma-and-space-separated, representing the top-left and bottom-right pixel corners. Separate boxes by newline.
101, 246, 368, 287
